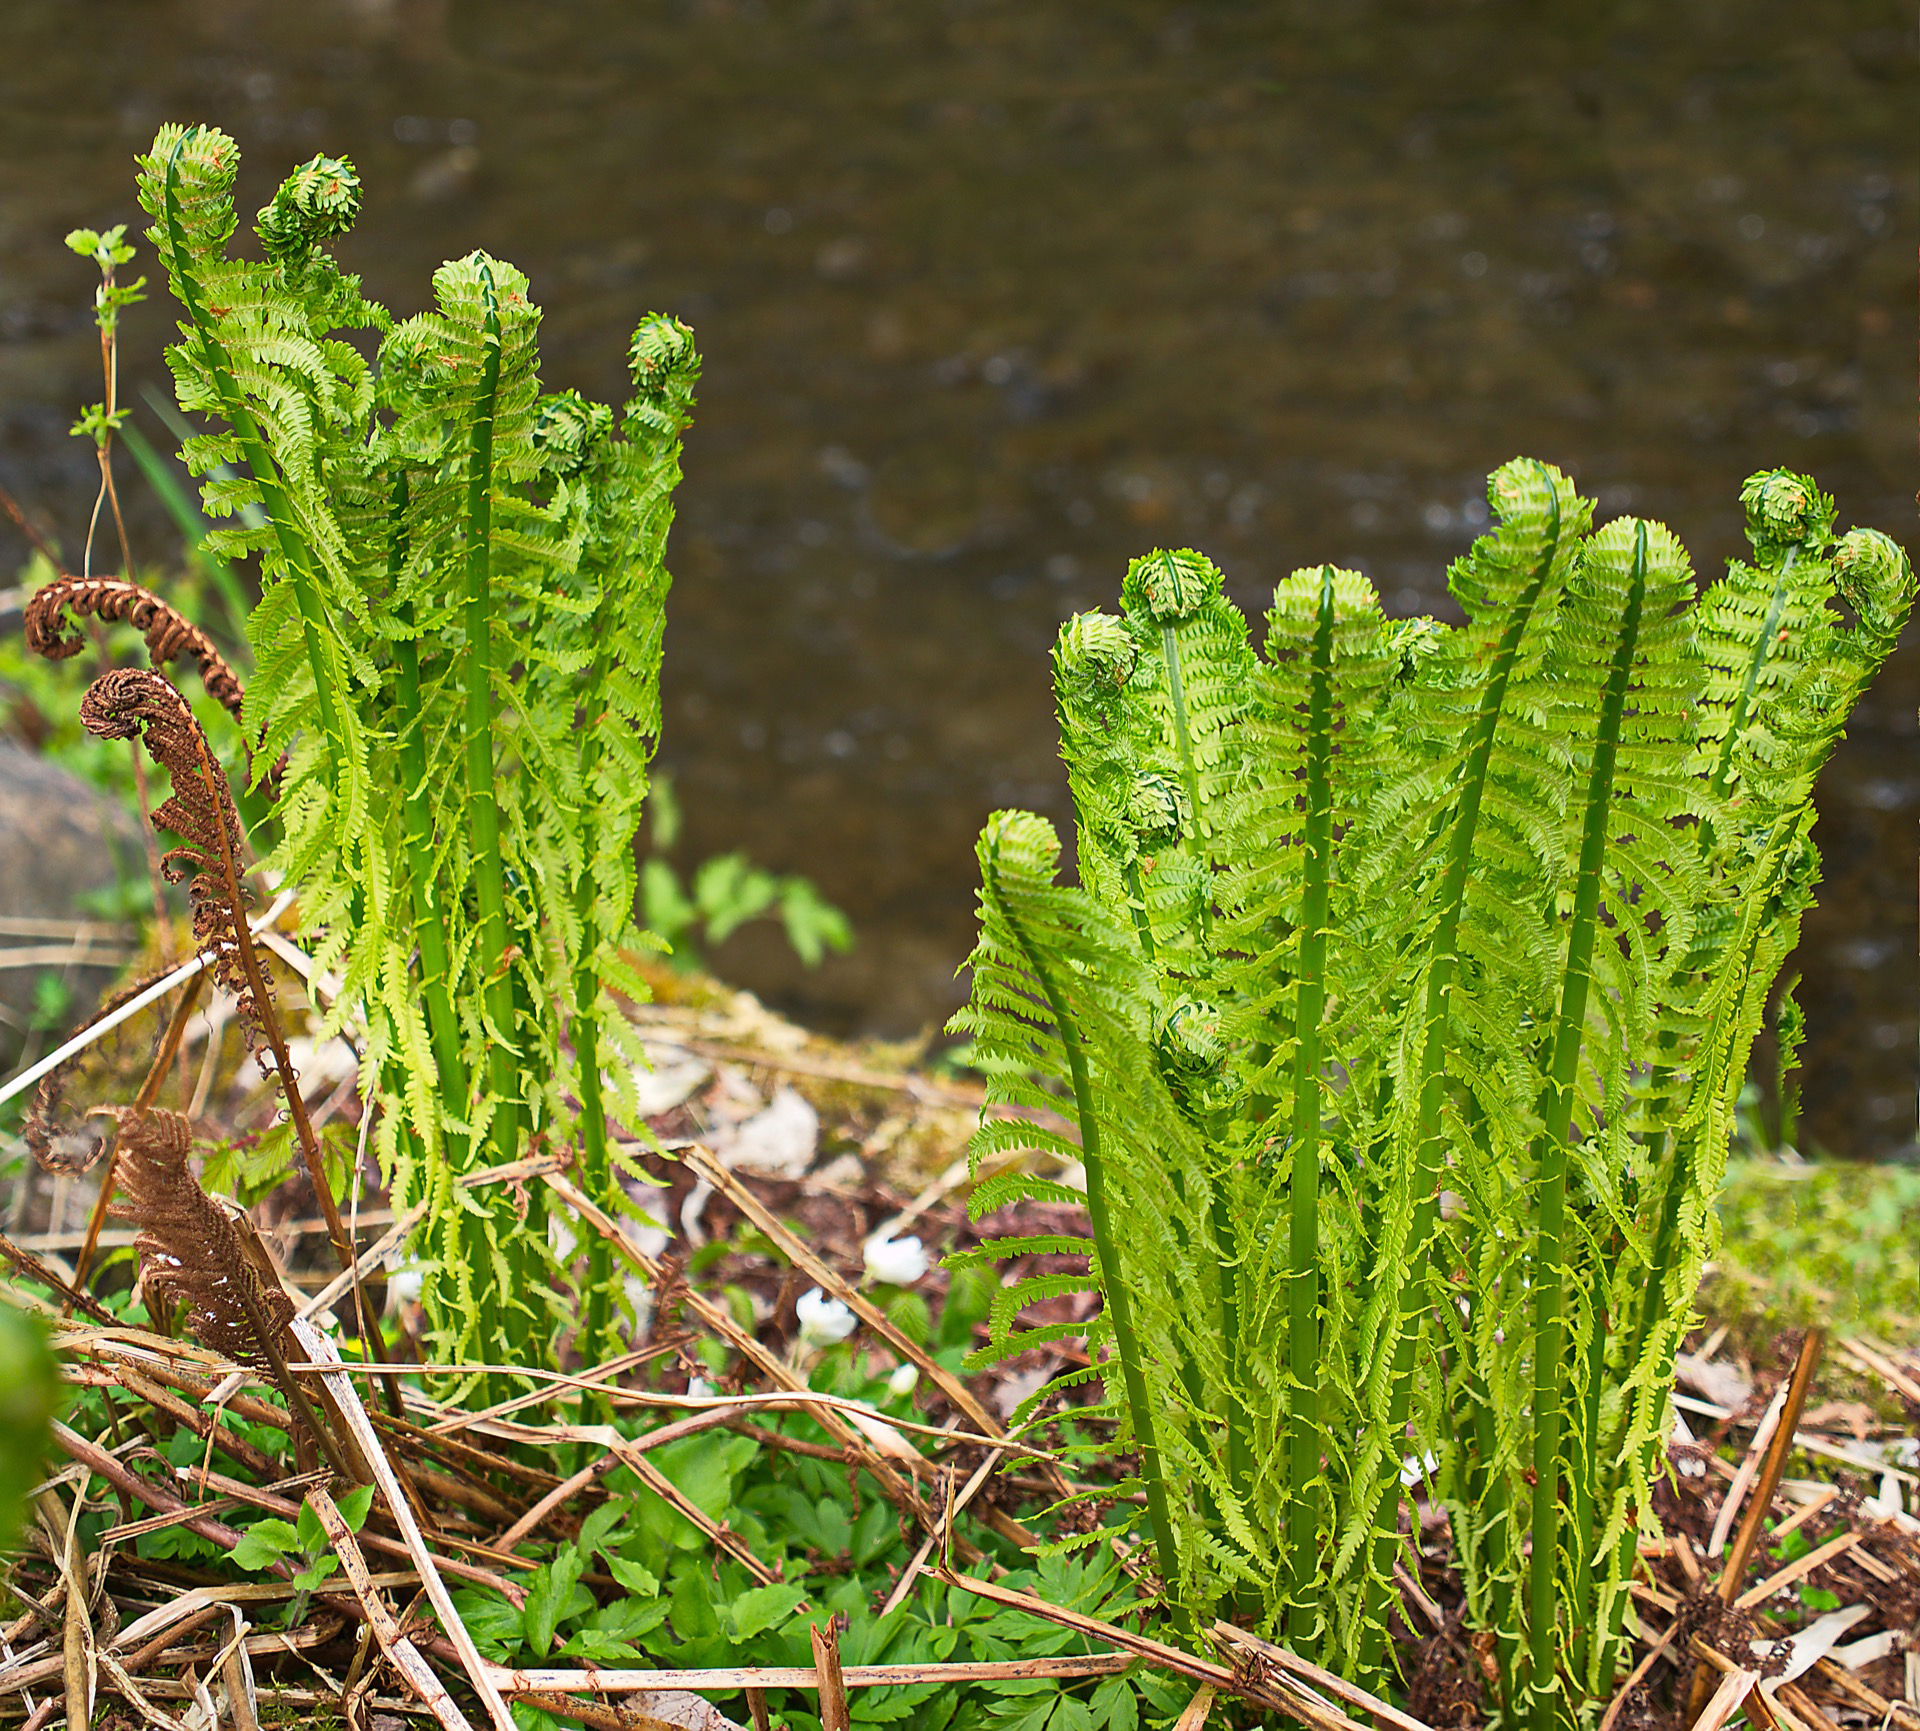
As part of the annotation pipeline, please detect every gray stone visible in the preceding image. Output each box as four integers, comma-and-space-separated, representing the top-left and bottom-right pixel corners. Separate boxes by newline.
0, 745, 149, 1072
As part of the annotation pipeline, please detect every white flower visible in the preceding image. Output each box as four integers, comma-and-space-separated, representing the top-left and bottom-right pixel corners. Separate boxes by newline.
387, 1264, 425, 1305
795, 1287, 857, 1348
887, 1363, 919, 1399
687, 1376, 718, 1401
863, 1232, 929, 1285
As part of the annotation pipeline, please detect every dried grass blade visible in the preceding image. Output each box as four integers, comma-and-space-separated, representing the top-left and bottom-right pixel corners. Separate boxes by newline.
306, 1488, 475, 1731
935, 1570, 1382, 1731
0, 889, 293, 1112
294, 1317, 517, 1731
539, 1170, 959, 1550
1209, 1623, 1440, 1731
682, 1145, 1005, 1447
485, 1654, 1135, 1694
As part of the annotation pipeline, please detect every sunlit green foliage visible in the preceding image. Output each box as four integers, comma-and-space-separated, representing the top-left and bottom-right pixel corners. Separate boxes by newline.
951, 461, 1914, 1723
131, 124, 698, 1378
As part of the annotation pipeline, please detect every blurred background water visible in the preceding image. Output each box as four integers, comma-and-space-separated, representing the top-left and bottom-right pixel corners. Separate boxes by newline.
0, 0, 1911, 1155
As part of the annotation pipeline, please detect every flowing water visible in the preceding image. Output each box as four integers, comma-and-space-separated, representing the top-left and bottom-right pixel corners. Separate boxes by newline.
1, 1, 1912, 1154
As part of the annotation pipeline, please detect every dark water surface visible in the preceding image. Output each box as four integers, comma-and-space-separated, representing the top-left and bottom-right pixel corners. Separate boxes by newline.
1, 2, 1913, 1154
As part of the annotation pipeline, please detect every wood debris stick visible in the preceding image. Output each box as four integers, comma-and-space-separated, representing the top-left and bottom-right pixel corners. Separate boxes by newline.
486, 1654, 1136, 1694
1734, 1532, 1861, 1610
1837, 1336, 1920, 1406
613, 1442, 779, 1586
517, 1688, 747, 1731
1598, 1621, 1676, 1731
1689, 1664, 1759, 1731
294, 1318, 517, 1731
810, 1620, 850, 1731
94, 1651, 190, 1731
1774, 1681, 1845, 1731
306, 1488, 474, 1731
218, 1608, 261, 1731
34, 1490, 91, 1731
878, 1443, 998, 1618
1716, 1330, 1826, 1597
1673, 1393, 1918, 1486
294, 1200, 429, 1321
1813, 1658, 1920, 1727
1708, 1373, 1794, 1561
0, 1232, 117, 1325
1173, 1684, 1217, 1730
1765, 1486, 1839, 1546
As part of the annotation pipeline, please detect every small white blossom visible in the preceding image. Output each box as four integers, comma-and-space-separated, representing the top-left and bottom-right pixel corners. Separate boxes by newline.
887, 1363, 919, 1398
863, 1232, 929, 1285
795, 1287, 857, 1348
1399, 1450, 1438, 1490
387, 1264, 425, 1305
687, 1376, 718, 1401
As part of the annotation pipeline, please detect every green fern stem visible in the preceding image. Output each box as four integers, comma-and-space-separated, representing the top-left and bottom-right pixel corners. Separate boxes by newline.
1121, 855, 1218, 1457
385, 480, 470, 1159
1525, 520, 1647, 1731
1121, 859, 1158, 963
1567, 1241, 1617, 1691
1283, 567, 1336, 1636
985, 854, 1183, 1623
1362, 468, 1567, 1660
461, 260, 519, 1168
1158, 622, 1213, 944
572, 652, 616, 1369
160, 130, 347, 784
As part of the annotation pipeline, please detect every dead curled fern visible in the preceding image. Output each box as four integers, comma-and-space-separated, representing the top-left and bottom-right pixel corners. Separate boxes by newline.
27, 574, 246, 724
78, 667, 358, 1277
81, 668, 261, 1025
110, 1104, 294, 1361
110, 1105, 352, 1478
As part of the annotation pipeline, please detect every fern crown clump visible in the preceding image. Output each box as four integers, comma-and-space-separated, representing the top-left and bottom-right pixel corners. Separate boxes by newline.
951, 458, 1914, 1720
120, 123, 700, 1373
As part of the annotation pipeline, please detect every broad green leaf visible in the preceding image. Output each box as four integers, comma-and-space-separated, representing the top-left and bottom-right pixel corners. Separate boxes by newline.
725, 1582, 808, 1641
230, 1519, 299, 1573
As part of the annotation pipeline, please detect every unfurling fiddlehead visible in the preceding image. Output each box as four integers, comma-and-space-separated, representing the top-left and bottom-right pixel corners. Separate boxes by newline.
26, 574, 246, 723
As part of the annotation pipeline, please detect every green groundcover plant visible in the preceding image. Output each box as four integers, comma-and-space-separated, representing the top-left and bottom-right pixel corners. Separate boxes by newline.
950, 461, 1914, 1726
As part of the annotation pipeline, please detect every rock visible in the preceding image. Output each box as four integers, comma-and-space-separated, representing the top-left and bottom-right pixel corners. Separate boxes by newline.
0, 745, 147, 1072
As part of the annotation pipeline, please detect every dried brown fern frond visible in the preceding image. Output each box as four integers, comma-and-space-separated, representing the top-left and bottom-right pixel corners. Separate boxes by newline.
27, 575, 246, 724
81, 668, 264, 1042
79, 667, 358, 1279
110, 1106, 293, 1364
109, 1105, 353, 1478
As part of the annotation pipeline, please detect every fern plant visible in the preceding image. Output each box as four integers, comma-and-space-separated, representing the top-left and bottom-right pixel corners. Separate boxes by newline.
129, 124, 698, 1380
950, 459, 1914, 1723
